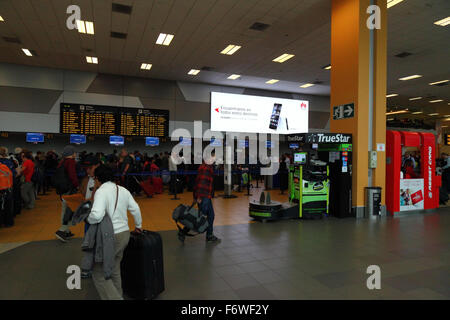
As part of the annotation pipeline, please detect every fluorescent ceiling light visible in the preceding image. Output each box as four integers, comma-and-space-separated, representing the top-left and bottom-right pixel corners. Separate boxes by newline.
434, 17, 450, 26
300, 83, 315, 88
387, 0, 404, 9
386, 110, 408, 115
322, 64, 331, 70
399, 74, 422, 81
156, 33, 174, 46
76, 20, 94, 35
227, 74, 240, 80
429, 79, 449, 86
188, 69, 200, 75
409, 97, 422, 101
85, 21, 94, 35
86, 56, 98, 64
386, 94, 398, 98
429, 99, 443, 103
22, 48, 33, 56
412, 111, 423, 114
220, 45, 241, 55
428, 113, 439, 116
387, 118, 394, 121
266, 79, 279, 84
273, 53, 295, 63
77, 20, 85, 33
140, 63, 152, 70
0, 16, 4, 22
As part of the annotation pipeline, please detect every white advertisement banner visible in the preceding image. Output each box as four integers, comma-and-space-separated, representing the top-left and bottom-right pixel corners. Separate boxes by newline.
210, 92, 309, 134
400, 179, 424, 211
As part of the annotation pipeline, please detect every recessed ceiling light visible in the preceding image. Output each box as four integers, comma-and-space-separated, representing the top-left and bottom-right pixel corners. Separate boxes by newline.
399, 74, 422, 81
76, 20, 95, 35
140, 63, 152, 70
409, 97, 422, 101
156, 33, 174, 46
428, 113, 439, 116
220, 45, 241, 55
322, 64, 331, 70
386, 94, 398, 98
273, 53, 295, 63
434, 16, 450, 27
429, 80, 449, 86
0, 16, 4, 22
412, 111, 423, 114
22, 48, 33, 56
86, 56, 98, 64
266, 79, 279, 84
387, 0, 404, 9
429, 99, 443, 103
227, 74, 241, 80
188, 69, 200, 75
300, 83, 314, 88
386, 109, 408, 115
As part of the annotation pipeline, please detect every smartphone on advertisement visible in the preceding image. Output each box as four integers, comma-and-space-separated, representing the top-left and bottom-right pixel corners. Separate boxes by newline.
269, 103, 282, 130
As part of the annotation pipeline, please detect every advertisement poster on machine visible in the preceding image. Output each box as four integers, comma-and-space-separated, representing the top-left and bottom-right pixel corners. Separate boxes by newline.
400, 179, 424, 211
210, 92, 309, 134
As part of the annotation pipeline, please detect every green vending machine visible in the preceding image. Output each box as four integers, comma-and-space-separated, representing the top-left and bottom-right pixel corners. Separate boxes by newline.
289, 152, 329, 219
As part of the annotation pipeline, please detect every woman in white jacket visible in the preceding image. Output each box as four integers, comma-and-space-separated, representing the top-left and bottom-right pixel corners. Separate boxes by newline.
88, 165, 143, 300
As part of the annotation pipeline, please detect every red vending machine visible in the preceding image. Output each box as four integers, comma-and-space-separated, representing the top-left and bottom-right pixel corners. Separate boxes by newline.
386, 130, 441, 215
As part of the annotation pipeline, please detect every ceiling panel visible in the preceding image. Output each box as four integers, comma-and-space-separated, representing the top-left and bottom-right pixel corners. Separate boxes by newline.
0, 0, 447, 111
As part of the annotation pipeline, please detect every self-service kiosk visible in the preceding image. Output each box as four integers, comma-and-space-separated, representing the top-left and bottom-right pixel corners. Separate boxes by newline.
386, 130, 441, 214
249, 133, 353, 221
288, 152, 330, 219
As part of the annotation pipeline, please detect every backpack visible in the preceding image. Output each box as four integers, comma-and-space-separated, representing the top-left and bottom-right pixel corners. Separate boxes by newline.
52, 160, 72, 195
31, 166, 43, 184
0, 163, 13, 191
172, 202, 209, 235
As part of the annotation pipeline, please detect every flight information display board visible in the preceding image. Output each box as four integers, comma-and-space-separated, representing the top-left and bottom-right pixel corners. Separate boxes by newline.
60, 103, 169, 137
445, 134, 450, 146
119, 108, 169, 137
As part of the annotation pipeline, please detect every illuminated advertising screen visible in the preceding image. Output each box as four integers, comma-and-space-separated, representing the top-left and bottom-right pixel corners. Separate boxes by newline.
211, 92, 309, 134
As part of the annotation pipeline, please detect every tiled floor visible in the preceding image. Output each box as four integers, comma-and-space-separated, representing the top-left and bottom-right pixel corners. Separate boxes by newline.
0, 206, 449, 300
0, 186, 282, 243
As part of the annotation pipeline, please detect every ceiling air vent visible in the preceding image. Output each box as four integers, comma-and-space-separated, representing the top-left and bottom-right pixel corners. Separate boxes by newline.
112, 3, 133, 14
111, 31, 127, 39
395, 52, 412, 58
249, 22, 270, 31
2, 36, 21, 44
201, 66, 214, 71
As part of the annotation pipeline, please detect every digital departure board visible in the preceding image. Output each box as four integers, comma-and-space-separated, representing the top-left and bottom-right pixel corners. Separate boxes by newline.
445, 134, 450, 146
60, 103, 169, 137
119, 108, 169, 137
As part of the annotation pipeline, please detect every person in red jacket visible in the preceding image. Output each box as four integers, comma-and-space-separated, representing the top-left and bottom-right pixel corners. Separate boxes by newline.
55, 146, 79, 242
18, 151, 35, 209
403, 159, 419, 179
192, 153, 220, 243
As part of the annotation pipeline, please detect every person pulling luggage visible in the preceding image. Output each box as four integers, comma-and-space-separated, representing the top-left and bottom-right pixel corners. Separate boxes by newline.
192, 152, 221, 243
85, 165, 143, 300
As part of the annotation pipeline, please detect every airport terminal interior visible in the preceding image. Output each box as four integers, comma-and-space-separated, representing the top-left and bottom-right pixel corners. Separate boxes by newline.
0, 0, 449, 301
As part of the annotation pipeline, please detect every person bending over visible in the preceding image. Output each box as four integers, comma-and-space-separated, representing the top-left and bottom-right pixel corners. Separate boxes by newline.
87, 165, 142, 300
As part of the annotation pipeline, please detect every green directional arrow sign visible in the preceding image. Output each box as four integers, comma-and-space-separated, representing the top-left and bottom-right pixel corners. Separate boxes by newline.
333, 103, 354, 120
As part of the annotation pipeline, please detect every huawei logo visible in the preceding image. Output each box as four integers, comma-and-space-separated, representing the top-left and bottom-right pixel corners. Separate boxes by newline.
300, 102, 307, 110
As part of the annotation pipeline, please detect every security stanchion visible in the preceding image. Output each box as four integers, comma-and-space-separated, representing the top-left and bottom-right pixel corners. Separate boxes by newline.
170, 172, 179, 200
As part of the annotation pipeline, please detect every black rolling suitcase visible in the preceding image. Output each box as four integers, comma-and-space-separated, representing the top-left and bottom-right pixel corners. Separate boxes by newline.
121, 230, 165, 300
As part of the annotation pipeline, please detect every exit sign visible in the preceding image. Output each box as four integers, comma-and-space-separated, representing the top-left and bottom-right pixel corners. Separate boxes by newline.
333, 103, 355, 120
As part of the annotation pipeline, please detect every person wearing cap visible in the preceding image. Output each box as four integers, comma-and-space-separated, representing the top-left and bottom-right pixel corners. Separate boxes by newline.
55, 145, 79, 242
